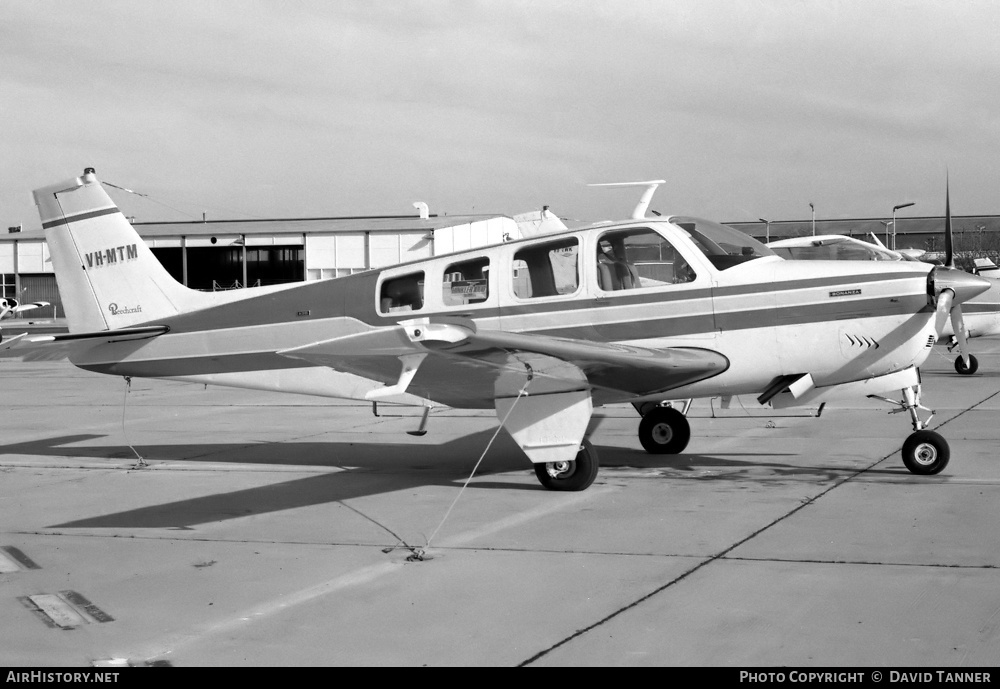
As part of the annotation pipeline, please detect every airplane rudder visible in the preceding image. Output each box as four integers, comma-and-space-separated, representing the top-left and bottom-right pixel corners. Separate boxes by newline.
36, 169, 190, 330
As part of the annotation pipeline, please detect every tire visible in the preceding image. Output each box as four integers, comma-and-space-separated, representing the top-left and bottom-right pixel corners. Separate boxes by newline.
533, 439, 599, 491
955, 354, 979, 375
901, 430, 950, 475
638, 406, 691, 454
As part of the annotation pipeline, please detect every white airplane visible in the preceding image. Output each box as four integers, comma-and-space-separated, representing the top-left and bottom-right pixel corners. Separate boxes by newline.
2, 169, 991, 487
0, 298, 50, 341
768, 233, 1000, 374
972, 257, 1000, 280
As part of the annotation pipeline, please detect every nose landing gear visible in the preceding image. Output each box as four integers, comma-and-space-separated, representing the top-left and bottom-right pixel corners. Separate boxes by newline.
870, 383, 950, 475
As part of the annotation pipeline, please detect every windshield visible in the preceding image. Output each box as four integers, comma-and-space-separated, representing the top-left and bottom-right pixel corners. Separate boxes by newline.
670, 217, 775, 270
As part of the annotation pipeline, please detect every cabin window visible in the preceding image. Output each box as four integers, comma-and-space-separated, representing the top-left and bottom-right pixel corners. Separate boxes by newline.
379, 272, 424, 313
512, 237, 579, 299
596, 228, 695, 290
443, 257, 490, 306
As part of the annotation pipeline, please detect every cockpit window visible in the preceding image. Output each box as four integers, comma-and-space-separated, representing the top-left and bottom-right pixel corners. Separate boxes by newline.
596, 228, 695, 290
672, 217, 775, 270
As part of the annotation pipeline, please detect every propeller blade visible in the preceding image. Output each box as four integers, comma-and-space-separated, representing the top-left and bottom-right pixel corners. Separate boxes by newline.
949, 303, 971, 367
934, 288, 955, 336
944, 174, 955, 269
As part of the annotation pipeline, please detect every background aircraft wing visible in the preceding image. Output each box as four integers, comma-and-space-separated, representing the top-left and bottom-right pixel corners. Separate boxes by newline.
279, 320, 729, 406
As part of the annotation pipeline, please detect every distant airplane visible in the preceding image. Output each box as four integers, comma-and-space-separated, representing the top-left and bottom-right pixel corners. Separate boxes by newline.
972, 257, 1000, 280
768, 233, 1000, 374
2, 169, 991, 487
0, 298, 50, 341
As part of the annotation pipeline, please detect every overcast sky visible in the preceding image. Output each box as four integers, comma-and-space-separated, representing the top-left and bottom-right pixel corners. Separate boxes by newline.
4, 0, 998, 231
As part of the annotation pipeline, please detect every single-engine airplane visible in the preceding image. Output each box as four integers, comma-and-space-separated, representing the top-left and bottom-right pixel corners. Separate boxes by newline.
0, 298, 50, 342
2, 169, 991, 489
768, 233, 1000, 375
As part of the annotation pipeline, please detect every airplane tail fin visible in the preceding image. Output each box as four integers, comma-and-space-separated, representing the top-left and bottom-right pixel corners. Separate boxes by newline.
33, 169, 211, 332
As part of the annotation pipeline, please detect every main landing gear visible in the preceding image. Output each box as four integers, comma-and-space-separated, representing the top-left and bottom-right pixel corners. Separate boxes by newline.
636, 402, 691, 455
870, 383, 950, 475
534, 439, 599, 491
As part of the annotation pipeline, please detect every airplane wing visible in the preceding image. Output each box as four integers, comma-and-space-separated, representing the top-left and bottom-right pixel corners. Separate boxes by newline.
0, 299, 51, 321
0, 326, 168, 360
278, 318, 729, 407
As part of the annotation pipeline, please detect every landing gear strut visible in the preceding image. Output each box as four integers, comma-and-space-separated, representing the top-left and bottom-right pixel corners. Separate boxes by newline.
870, 383, 950, 475
534, 439, 599, 491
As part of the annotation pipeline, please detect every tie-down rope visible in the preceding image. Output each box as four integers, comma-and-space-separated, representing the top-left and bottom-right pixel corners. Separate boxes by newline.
412, 375, 533, 561
122, 377, 147, 468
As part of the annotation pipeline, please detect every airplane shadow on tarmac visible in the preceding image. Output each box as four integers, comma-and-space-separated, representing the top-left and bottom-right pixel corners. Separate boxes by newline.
0, 429, 898, 531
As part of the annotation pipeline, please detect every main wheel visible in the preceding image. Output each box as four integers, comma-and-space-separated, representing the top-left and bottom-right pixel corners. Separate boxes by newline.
638, 406, 691, 454
901, 430, 950, 475
533, 439, 599, 491
955, 354, 979, 375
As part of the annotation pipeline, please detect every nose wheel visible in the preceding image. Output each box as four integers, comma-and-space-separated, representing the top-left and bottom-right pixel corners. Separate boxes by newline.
954, 354, 979, 375
902, 430, 950, 475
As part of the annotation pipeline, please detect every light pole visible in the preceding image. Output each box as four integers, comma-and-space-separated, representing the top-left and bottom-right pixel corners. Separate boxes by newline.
809, 203, 815, 236
891, 202, 915, 251
759, 218, 771, 243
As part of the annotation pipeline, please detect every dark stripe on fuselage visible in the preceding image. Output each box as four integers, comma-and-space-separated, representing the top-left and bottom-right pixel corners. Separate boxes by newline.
713, 271, 928, 297
42, 206, 120, 230
94, 293, 932, 378
149, 269, 928, 336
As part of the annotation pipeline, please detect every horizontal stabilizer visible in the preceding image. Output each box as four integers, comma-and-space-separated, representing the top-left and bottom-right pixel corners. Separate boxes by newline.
0, 325, 167, 360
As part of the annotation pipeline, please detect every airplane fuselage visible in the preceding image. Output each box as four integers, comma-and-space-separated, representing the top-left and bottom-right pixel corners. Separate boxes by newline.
68, 218, 940, 410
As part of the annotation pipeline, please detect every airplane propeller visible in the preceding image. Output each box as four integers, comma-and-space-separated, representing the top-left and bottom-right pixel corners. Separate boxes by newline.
930, 177, 988, 374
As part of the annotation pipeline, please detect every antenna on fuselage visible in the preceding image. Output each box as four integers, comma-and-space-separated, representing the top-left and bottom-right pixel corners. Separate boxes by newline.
587, 180, 666, 219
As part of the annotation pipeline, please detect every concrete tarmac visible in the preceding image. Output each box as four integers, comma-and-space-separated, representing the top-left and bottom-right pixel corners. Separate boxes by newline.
1, 340, 999, 667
